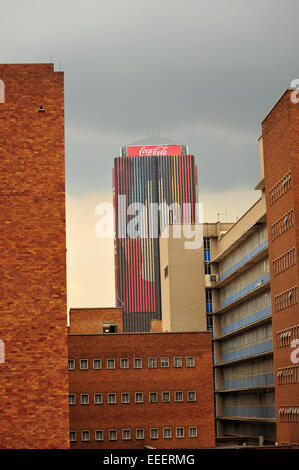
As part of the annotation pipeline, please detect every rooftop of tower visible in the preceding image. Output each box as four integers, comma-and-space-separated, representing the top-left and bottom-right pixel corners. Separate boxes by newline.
120, 135, 188, 156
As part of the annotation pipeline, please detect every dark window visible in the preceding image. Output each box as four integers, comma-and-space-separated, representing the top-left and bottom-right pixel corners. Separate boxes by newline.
103, 324, 117, 334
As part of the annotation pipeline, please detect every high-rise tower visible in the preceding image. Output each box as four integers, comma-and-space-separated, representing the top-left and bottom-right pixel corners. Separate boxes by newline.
113, 137, 197, 332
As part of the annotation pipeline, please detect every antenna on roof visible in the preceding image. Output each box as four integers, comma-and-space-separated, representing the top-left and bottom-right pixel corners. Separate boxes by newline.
49, 54, 53, 63
59, 61, 62, 72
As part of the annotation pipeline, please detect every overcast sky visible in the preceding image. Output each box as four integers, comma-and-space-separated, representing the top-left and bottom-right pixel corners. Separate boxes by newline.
1, 0, 299, 308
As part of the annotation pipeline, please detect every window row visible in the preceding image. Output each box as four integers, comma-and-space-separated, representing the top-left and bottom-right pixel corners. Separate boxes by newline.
277, 366, 299, 385
69, 391, 197, 405
276, 324, 299, 348
279, 407, 299, 422
270, 209, 294, 241
274, 286, 298, 312
273, 247, 296, 277
68, 356, 195, 371
269, 172, 292, 206
70, 426, 198, 442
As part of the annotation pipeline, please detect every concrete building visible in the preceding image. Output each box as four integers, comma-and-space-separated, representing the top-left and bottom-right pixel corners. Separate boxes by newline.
68, 308, 215, 449
157, 138, 275, 445
211, 195, 275, 443
159, 224, 207, 333
0, 64, 69, 448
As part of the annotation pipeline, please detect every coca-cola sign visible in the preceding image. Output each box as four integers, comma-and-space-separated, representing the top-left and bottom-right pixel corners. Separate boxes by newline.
127, 144, 182, 157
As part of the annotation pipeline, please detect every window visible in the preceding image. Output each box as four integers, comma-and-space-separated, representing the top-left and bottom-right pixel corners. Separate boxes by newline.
162, 391, 170, 402
81, 430, 90, 442
174, 357, 182, 368
206, 288, 213, 313
204, 237, 211, 261
176, 427, 184, 438
68, 359, 75, 370
95, 430, 104, 441
150, 428, 159, 439
70, 431, 76, 442
135, 392, 143, 403
161, 357, 169, 368
122, 429, 131, 440
80, 359, 88, 370
175, 391, 183, 402
164, 266, 168, 279
69, 394, 76, 405
121, 392, 130, 404
148, 357, 157, 368
109, 429, 117, 441
134, 358, 142, 369
107, 358, 115, 369
163, 428, 172, 439
108, 393, 116, 404
204, 263, 211, 275
188, 391, 196, 402
207, 314, 213, 331
93, 359, 102, 370
189, 427, 197, 438
120, 358, 129, 369
136, 428, 144, 440
149, 392, 158, 403
94, 393, 103, 405
186, 356, 195, 367
80, 394, 89, 405
103, 323, 118, 334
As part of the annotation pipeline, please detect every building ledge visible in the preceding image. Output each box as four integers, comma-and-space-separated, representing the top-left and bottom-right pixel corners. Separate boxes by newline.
216, 416, 276, 423
255, 178, 265, 190
213, 315, 272, 341
215, 246, 268, 289
215, 385, 275, 393
214, 350, 273, 367
213, 280, 270, 314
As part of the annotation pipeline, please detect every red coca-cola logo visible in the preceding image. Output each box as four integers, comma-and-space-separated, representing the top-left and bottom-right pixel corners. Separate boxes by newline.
127, 144, 182, 157
139, 145, 168, 156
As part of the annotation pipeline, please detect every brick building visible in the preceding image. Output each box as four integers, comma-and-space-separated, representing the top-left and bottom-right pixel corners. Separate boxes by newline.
0, 64, 69, 448
68, 308, 215, 449
262, 89, 299, 446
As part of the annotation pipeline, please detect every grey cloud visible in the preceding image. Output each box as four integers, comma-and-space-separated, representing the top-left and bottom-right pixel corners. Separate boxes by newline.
1, 0, 299, 195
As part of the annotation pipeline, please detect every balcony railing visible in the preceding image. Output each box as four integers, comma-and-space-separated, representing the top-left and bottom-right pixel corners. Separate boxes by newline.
220, 272, 270, 308
222, 338, 273, 363
223, 372, 274, 390
223, 406, 276, 419
221, 305, 271, 336
219, 240, 268, 282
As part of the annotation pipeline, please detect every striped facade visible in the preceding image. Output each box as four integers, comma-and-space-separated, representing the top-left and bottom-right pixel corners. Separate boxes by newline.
113, 152, 197, 332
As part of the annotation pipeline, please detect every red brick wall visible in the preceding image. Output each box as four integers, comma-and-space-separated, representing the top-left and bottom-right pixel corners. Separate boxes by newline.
69, 308, 123, 335
68, 332, 215, 449
262, 89, 299, 444
0, 64, 69, 448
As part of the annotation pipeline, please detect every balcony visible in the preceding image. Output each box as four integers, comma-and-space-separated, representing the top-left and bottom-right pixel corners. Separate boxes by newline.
220, 306, 271, 336
221, 339, 273, 363
216, 272, 270, 313
217, 240, 268, 287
